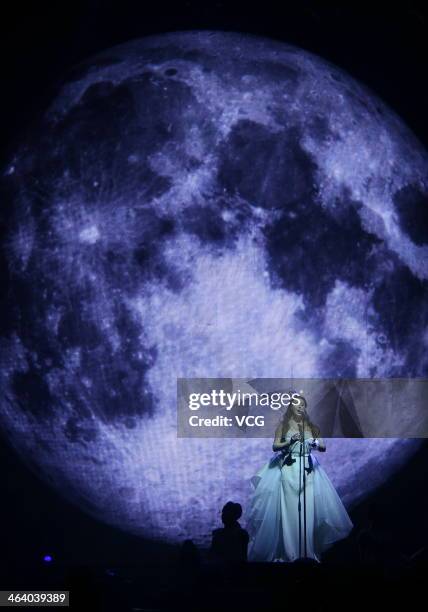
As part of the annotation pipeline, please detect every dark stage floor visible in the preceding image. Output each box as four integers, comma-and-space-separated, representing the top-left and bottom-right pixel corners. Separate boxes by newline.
1, 550, 426, 612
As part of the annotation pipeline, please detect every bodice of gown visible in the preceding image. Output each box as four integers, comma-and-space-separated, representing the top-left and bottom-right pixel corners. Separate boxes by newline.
283, 430, 316, 456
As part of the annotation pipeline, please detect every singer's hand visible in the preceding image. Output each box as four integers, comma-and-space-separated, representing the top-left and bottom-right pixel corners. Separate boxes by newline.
290, 433, 301, 443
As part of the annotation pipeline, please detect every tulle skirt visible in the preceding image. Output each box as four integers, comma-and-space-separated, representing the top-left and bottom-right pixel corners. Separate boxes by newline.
244, 451, 354, 562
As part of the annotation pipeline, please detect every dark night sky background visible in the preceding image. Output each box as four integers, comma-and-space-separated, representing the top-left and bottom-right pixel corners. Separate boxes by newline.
1, 1, 428, 567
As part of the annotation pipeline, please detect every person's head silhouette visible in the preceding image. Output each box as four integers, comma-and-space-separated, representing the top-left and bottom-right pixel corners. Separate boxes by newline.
221, 501, 242, 527
179, 538, 200, 567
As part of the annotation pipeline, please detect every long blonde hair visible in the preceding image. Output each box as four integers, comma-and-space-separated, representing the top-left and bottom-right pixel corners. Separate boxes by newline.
275, 395, 321, 440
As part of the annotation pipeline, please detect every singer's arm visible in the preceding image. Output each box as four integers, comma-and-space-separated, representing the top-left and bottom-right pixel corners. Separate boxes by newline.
272, 423, 292, 452
314, 437, 326, 452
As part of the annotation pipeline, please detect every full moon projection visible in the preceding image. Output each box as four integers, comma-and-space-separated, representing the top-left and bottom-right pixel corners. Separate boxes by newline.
1, 31, 427, 546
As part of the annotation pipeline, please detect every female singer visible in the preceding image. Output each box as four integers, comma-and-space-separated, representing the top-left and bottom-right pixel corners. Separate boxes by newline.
245, 394, 354, 562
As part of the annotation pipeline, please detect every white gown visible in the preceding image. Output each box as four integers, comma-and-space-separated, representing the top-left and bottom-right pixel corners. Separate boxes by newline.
244, 431, 354, 562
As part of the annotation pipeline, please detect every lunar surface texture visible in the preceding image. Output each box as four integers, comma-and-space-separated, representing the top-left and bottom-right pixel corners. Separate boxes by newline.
1, 31, 427, 546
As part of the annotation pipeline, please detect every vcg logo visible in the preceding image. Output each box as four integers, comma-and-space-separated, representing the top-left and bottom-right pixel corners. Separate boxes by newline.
235, 415, 265, 427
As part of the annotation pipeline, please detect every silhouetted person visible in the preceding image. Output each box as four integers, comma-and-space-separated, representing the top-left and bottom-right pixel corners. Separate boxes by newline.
210, 501, 249, 564
179, 538, 201, 569
174, 538, 202, 607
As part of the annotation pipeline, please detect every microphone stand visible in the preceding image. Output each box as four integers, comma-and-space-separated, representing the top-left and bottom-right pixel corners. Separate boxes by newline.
298, 428, 302, 558
303, 419, 307, 559
298, 420, 307, 560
